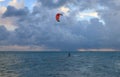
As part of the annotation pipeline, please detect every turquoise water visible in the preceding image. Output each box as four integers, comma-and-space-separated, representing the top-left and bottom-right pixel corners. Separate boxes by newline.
0, 52, 120, 77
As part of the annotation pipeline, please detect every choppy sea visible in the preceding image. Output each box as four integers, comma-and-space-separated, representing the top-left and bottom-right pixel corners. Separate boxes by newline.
0, 51, 120, 77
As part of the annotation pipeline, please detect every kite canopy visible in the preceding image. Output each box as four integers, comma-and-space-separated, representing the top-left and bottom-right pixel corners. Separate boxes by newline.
56, 13, 63, 22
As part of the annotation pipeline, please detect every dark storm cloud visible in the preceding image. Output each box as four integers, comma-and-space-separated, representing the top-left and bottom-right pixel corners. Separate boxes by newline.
99, 9, 120, 49
12, 13, 107, 50
2, 6, 29, 18
0, 25, 9, 41
1, 0, 120, 50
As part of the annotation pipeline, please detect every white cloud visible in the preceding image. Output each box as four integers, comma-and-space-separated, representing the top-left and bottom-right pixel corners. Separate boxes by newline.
76, 10, 99, 22
0, 0, 26, 31
78, 12, 99, 18
0, 17, 18, 31
0, 6, 17, 31
58, 6, 70, 16
75, 9, 105, 25
0, 6, 6, 15
8, 0, 24, 9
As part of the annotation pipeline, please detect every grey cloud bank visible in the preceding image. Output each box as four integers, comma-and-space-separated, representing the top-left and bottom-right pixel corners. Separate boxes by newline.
2, 6, 29, 18
0, 0, 120, 51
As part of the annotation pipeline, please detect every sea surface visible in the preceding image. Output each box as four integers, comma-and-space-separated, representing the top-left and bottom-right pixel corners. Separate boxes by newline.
0, 51, 120, 77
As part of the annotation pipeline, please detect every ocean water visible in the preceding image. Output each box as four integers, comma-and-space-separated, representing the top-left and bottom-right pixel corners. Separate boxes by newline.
0, 52, 120, 77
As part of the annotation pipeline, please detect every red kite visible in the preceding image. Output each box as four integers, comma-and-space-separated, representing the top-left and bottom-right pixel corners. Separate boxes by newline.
56, 13, 63, 22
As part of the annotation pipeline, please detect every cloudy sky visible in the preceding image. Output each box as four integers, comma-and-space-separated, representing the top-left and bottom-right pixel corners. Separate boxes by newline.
0, 0, 120, 51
